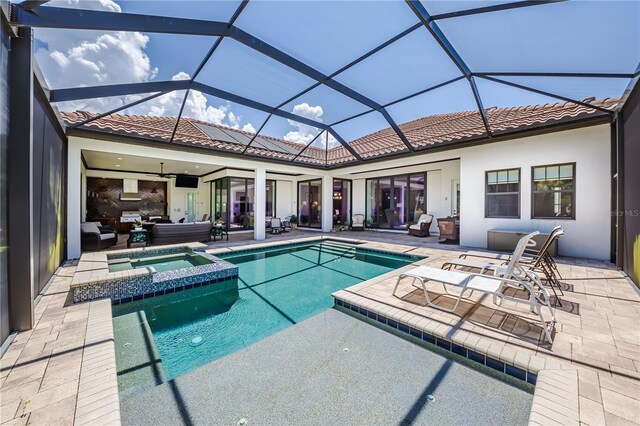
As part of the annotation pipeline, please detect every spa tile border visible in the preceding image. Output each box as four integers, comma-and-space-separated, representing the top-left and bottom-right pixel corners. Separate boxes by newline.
71, 244, 238, 304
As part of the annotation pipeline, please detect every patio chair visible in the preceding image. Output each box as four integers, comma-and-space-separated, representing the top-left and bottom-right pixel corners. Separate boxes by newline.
408, 214, 433, 237
282, 216, 291, 231
351, 214, 365, 231
270, 217, 282, 234
437, 217, 459, 243
393, 231, 556, 343
81, 221, 118, 251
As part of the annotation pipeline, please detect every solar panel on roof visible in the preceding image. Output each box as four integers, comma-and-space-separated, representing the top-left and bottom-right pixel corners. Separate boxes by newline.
222, 128, 253, 145
249, 136, 295, 154
194, 123, 244, 145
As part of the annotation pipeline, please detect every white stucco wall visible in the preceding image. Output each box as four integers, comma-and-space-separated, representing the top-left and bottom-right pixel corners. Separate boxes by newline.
352, 179, 366, 217
275, 180, 293, 218
458, 125, 611, 259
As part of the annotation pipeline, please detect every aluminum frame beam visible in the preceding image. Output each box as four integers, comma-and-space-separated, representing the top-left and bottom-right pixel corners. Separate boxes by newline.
291, 131, 324, 162
12, 5, 230, 36
50, 80, 191, 102
69, 91, 170, 128
17, 1, 49, 11
475, 72, 636, 79
430, 1, 566, 21
477, 74, 614, 114
406, 0, 492, 136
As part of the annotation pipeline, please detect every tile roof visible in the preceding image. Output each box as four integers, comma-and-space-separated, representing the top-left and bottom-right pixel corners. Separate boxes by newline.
61, 97, 617, 167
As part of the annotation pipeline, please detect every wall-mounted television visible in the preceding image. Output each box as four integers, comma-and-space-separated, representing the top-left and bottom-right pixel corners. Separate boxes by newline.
175, 174, 199, 188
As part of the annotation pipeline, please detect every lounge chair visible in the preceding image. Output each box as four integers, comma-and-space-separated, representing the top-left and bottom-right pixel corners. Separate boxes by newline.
351, 214, 365, 231
408, 214, 433, 237
456, 226, 565, 303
270, 217, 282, 234
393, 231, 556, 343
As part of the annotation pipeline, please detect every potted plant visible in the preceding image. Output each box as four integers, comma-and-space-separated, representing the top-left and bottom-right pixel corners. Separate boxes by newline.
289, 214, 298, 229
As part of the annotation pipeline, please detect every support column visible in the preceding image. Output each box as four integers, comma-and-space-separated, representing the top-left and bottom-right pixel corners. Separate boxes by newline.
321, 175, 333, 232
67, 138, 82, 259
8, 28, 34, 330
254, 166, 266, 240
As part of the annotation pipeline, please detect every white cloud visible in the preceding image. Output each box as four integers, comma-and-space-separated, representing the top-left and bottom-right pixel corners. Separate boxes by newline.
284, 103, 324, 145
242, 123, 256, 134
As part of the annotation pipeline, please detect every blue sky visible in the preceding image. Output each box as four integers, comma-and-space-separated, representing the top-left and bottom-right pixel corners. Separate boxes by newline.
34, 0, 639, 144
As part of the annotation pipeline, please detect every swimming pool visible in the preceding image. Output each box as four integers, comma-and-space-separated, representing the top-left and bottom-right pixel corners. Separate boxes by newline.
112, 240, 420, 389
108, 252, 214, 273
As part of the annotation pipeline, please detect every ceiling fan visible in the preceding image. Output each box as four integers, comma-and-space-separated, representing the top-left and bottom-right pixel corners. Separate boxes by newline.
147, 162, 178, 178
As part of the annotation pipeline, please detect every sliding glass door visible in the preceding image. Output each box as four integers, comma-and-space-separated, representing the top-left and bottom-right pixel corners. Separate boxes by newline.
212, 177, 277, 231
366, 173, 426, 229
298, 179, 322, 228
333, 179, 351, 226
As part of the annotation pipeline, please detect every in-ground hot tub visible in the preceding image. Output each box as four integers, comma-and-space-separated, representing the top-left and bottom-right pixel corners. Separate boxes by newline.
71, 243, 238, 304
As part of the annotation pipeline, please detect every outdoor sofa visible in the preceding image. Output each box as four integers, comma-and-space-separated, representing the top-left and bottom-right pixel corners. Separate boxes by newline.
150, 221, 212, 245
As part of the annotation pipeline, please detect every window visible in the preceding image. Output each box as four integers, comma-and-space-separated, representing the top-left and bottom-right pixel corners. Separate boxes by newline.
211, 177, 255, 231
532, 163, 575, 219
485, 169, 520, 218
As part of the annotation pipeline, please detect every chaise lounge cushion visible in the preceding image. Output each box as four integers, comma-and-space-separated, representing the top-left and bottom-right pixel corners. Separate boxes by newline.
408, 214, 433, 237
81, 222, 101, 234
150, 222, 213, 245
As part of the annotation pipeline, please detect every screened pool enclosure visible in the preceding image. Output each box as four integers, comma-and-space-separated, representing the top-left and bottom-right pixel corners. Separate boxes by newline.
9, 0, 638, 169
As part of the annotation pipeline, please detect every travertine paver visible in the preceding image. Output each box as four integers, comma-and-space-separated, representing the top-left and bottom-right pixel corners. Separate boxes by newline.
1, 231, 638, 425
0, 263, 119, 426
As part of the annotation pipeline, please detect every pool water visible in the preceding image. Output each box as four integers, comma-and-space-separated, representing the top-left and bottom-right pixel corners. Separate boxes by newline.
108, 253, 213, 273
113, 241, 418, 381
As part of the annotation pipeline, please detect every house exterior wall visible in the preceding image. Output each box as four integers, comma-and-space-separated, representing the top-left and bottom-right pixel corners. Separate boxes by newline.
67, 123, 611, 260
275, 180, 293, 218
346, 159, 460, 234
458, 125, 611, 260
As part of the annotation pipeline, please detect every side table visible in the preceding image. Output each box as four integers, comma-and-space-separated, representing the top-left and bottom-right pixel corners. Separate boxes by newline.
211, 225, 229, 242
127, 229, 150, 248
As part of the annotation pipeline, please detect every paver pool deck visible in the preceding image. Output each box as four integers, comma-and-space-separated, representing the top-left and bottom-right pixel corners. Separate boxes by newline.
0, 231, 638, 425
